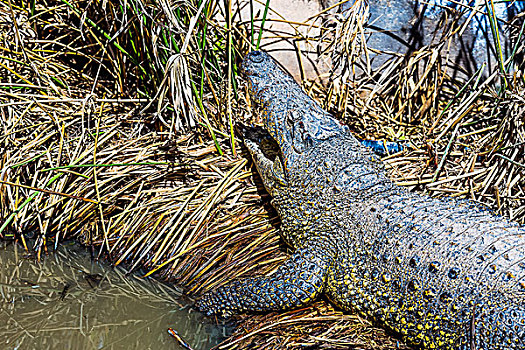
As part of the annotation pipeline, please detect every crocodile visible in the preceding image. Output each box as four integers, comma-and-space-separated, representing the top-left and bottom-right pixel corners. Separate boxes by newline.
196, 50, 525, 349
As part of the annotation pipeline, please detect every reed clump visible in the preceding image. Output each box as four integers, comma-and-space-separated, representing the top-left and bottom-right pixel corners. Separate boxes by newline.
1, 0, 524, 348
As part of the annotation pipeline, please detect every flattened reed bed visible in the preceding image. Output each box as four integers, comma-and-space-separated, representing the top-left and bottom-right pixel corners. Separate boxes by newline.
1, 0, 524, 348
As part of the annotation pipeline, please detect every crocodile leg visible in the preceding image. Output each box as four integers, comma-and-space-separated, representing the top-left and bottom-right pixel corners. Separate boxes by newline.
196, 245, 332, 317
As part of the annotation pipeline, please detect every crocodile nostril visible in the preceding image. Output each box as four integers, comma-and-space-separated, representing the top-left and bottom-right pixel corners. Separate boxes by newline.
250, 51, 264, 63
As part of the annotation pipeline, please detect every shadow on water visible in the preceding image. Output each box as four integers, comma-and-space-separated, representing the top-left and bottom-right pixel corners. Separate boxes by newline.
0, 241, 230, 350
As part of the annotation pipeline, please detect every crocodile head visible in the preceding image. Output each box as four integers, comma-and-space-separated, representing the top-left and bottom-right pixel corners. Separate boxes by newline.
240, 50, 350, 197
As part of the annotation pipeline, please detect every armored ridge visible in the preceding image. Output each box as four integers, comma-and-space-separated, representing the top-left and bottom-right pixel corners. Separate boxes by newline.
196, 50, 525, 349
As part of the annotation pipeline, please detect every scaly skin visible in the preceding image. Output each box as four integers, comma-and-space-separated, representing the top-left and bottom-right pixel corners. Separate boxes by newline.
196, 51, 525, 349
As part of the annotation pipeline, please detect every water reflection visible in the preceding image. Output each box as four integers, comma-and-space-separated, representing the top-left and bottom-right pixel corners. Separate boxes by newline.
0, 241, 227, 350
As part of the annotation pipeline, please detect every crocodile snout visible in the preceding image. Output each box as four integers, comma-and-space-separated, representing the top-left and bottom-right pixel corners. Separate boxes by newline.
247, 50, 264, 63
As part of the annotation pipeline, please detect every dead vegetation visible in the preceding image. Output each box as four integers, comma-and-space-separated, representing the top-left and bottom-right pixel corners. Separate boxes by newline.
0, 0, 524, 348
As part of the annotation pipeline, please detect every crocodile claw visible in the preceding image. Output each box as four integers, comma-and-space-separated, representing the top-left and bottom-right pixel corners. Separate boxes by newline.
195, 291, 234, 318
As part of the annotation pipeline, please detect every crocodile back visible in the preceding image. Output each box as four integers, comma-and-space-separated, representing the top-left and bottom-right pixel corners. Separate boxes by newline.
305, 138, 525, 349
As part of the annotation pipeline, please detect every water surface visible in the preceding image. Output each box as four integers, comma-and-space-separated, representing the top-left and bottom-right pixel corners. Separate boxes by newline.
0, 241, 226, 350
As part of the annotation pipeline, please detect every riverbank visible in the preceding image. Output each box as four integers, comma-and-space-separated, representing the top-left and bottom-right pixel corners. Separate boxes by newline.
0, 240, 226, 349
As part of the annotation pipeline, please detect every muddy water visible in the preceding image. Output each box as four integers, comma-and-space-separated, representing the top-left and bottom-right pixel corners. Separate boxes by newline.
0, 241, 228, 350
